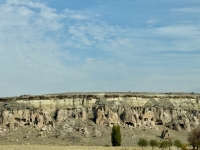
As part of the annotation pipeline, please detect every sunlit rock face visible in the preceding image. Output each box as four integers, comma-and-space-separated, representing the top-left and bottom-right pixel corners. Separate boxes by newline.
0, 92, 200, 132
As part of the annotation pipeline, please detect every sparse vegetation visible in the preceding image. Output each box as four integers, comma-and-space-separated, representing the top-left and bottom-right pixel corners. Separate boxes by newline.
180, 143, 188, 150
138, 138, 148, 150
167, 140, 173, 150
174, 139, 182, 150
159, 141, 170, 150
0, 100, 34, 111
149, 139, 159, 150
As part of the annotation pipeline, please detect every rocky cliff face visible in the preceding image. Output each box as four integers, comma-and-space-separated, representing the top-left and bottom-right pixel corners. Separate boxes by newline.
0, 92, 200, 135
1, 92, 199, 109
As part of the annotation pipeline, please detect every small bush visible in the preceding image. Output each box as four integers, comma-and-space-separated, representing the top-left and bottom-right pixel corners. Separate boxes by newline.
167, 140, 173, 150
159, 141, 169, 150
174, 139, 182, 150
180, 143, 188, 150
149, 139, 159, 150
138, 138, 148, 150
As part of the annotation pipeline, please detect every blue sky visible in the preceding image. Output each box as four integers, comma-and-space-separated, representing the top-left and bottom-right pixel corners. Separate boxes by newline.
0, 0, 200, 97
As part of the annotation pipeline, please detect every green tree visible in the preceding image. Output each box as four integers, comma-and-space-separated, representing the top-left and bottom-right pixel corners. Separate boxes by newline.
174, 139, 182, 150
138, 138, 149, 150
150, 139, 159, 150
111, 124, 121, 146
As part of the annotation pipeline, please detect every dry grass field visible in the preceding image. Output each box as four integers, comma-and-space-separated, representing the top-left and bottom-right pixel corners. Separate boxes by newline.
0, 145, 158, 150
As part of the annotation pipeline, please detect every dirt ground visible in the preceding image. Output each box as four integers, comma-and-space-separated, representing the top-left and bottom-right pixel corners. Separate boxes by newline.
0, 121, 189, 147
0, 145, 180, 150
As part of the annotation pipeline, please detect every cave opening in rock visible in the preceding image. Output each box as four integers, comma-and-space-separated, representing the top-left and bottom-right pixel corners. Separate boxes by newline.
156, 119, 163, 125
180, 124, 184, 129
24, 122, 29, 126
14, 118, 21, 122
34, 117, 38, 125
22, 118, 26, 122
53, 110, 58, 120
6, 123, 10, 128
125, 122, 134, 126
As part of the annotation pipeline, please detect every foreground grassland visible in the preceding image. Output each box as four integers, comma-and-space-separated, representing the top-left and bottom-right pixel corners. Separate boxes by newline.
0, 145, 149, 150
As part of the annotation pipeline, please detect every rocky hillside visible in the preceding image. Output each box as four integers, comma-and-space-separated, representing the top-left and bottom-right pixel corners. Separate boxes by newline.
0, 92, 199, 145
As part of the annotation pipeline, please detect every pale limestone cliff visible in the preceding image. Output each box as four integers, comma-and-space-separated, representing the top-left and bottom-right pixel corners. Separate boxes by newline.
1, 92, 199, 110
0, 92, 200, 132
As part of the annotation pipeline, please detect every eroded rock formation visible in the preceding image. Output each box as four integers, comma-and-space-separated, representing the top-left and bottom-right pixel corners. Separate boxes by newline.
1, 109, 54, 130
0, 92, 200, 136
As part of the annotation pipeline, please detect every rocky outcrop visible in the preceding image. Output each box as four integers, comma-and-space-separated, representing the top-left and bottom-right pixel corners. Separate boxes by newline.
55, 108, 88, 123
0, 92, 200, 133
93, 128, 102, 137
161, 128, 170, 139
94, 105, 200, 132
1, 92, 199, 110
95, 106, 120, 126
1, 109, 54, 130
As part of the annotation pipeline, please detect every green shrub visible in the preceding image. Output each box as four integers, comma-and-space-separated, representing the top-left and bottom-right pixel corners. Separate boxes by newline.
111, 124, 121, 146
167, 140, 173, 150
138, 138, 148, 150
180, 143, 188, 150
159, 141, 169, 150
174, 139, 182, 150
149, 139, 159, 150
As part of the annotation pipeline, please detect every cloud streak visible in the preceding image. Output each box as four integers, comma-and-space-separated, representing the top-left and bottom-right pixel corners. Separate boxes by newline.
172, 7, 200, 13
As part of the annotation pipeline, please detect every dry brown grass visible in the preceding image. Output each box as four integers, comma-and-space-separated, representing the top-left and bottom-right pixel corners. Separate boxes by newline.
0, 145, 147, 150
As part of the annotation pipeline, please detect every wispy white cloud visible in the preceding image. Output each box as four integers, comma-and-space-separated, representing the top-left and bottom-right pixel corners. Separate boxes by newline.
146, 19, 159, 27
156, 25, 200, 38
66, 23, 123, 48
0, 0, 137, 96
155, 25, 200, 51
65, 21, 200, 54
64, 9, 91, 20
0, 0, 73, 96
172, 7, 200, 13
